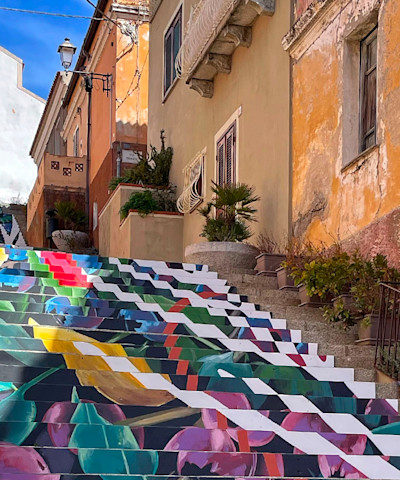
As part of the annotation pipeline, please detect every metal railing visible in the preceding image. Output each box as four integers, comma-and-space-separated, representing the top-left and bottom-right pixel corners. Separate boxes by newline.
375, 282, 400, 379
175, 0, 240, 79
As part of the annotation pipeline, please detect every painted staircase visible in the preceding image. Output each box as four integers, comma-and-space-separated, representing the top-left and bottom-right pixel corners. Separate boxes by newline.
0, 245, 400, 479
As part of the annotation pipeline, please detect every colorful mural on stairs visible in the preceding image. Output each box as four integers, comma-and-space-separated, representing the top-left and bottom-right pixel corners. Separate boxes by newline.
1, 244, 400, 479
0, 208, 26, 247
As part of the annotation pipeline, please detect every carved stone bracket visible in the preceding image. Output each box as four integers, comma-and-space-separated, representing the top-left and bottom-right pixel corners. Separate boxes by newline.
245, 0, 275, 16
204, 54, 232, 74
189, 79, 214, 98
220, 25, 252, 48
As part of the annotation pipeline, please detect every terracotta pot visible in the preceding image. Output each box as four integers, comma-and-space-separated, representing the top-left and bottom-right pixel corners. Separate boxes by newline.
52, 230, 89, 253
298, 284, 332, 308
333, 293, 357, 311
356, 313, 384, 346
185, 242, 258, 272
276, 267, 297, 291
255, 253, 286, 276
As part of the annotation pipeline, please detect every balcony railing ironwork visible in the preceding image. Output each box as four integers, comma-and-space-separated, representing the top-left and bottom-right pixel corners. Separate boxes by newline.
375, 282, 400, 380
175, 0, 240, 79
176, 152, 205, 213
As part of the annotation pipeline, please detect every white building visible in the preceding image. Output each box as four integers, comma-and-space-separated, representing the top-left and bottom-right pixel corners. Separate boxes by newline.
0, 46, 45, 204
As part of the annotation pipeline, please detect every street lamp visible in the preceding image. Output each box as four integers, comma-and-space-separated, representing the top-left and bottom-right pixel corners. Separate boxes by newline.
58, 38, 77, 71
57, 38, 113, 228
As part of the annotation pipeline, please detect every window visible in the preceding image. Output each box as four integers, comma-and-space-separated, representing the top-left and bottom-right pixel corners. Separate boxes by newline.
63, 167, 72, 176
51, 161, 59, 170
177, 151, 205, 213
75, 163, 84, 172
360, 28, 377, 152
73, 127, 80, 157
164, 7, 182, 95
216, 122, 236, 186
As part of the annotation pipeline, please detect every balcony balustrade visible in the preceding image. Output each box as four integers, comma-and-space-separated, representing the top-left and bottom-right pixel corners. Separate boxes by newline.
176, 0, 275, 98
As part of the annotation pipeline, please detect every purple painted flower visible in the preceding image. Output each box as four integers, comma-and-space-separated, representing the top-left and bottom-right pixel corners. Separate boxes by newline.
282, 412, 367, 478
319, 455, 367, 479
164, 427, 257, 476
365, 398, 398, 417
0, 442, 60, 479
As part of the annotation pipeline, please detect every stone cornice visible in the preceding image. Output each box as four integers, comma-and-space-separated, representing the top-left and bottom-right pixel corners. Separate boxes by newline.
282, 0, 341, 59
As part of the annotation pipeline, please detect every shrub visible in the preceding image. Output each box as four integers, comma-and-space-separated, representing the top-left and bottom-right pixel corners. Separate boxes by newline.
254, 232, 283, 254
198, 182, 259, 242
120, 187, 178, 220
110, 131, 173, 191
54, 201, 88, 232
120, 191, 159, 219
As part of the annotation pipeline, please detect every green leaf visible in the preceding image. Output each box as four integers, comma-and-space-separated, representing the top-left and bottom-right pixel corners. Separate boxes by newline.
0, 366, 62, 444
199, 351, 253, 378
70, 400, 159, 478
0, 301, 15, 312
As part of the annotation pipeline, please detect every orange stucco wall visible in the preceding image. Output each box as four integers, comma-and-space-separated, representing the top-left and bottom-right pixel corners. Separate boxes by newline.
62, 0, 149, 240
291, 0, 400, 248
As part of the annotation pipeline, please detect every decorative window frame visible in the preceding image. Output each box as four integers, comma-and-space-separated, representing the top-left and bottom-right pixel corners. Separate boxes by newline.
176, 148, 206, 214
214, 106, 241, 185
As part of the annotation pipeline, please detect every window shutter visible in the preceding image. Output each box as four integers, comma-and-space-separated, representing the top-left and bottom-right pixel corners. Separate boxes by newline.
217, 139, 225, 186
360, 29, 377, 151
165, 32, 172, 93
226, 126, 235, 185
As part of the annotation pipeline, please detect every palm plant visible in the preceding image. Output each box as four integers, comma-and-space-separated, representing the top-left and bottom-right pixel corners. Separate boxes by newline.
198, 182, 259, 242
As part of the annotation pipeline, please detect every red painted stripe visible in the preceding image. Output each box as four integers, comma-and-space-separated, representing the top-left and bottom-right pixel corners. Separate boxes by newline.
168, 347, 182, 360
176, 360, 189, 375
216, 411, 228, 430
164, 335, 178, 348
287, 354, 306, 367
237, 429, 251, 452
168, 298, 190, 312
164, 323, 177, 335
186, 375, 198, 391
263, 453, 282, 477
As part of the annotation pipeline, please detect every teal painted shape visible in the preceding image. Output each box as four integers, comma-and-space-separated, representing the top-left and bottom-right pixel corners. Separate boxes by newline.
70, 398, 159, 479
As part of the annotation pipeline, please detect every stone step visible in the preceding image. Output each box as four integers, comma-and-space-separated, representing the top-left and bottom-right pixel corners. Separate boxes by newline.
244, 289, 300, 306
223, 274, 278, 289
376, 382, 400, 399
334, 354, 375, 369
354, 368, 376, 382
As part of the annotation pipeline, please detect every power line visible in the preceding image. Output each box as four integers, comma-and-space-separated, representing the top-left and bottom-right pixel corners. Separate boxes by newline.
84, 0, 120, 28
0, 6, 105, 20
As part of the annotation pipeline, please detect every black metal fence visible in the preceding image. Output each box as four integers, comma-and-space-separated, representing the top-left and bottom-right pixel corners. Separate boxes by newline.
375, 282, 400, 379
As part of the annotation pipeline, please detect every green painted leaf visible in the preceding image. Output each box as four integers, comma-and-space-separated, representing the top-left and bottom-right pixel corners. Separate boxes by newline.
0, 319, 46, 364
0, 366, 62, 444
199, 351, 253, 378
70, 400, 159, 479
372, 422, 400, 435
0, 301, 15, 312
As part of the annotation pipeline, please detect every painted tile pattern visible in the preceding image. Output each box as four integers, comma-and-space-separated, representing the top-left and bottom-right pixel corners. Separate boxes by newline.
0, 210, 26, 247
0, 245, 400, 479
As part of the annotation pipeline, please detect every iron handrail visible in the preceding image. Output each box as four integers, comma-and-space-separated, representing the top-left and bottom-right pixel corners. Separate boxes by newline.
375, 282, 400, 380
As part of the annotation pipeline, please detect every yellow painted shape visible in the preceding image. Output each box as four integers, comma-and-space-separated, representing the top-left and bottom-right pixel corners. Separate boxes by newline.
0, 248, 8, 267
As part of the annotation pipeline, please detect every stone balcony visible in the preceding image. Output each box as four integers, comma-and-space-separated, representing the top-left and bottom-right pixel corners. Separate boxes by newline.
176, 0, 275, 98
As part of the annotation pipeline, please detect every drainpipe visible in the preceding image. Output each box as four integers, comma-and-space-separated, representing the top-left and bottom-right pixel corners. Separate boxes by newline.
84, 74, 93, 226
116, 143, 122, 178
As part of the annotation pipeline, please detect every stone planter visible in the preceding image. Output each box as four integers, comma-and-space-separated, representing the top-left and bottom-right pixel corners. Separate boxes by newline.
356, 314, 381, 346
276, 266, 297, 291
256, 253, 286, 276
185, 242, 258, 272
52, 230, 89, 253
333, 293, 357, 311
298, 284, 332, 308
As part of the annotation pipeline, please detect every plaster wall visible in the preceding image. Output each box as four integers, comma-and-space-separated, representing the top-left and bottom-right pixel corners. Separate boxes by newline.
0, 47, 45, 203
99, 184, 183, 261
148, 0, 291, 251
290, 0, 400, 255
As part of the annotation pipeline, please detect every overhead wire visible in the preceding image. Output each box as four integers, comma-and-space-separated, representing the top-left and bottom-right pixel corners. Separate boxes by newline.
0, 6, 105, 20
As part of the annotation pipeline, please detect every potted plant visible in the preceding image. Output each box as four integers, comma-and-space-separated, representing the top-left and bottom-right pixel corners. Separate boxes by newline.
277, 236, 313, 291
52, 200, 89, 252
109, 131, 173, 191
184, 182, 259, 271
254, 232, 285, 276
120, 187, 178, 219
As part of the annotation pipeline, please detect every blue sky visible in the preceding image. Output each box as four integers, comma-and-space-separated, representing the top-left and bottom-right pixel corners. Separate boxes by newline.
0, 0, 94, 99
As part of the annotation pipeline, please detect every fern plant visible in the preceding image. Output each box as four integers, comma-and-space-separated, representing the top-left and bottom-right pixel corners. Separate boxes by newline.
198, 182, 259, 242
